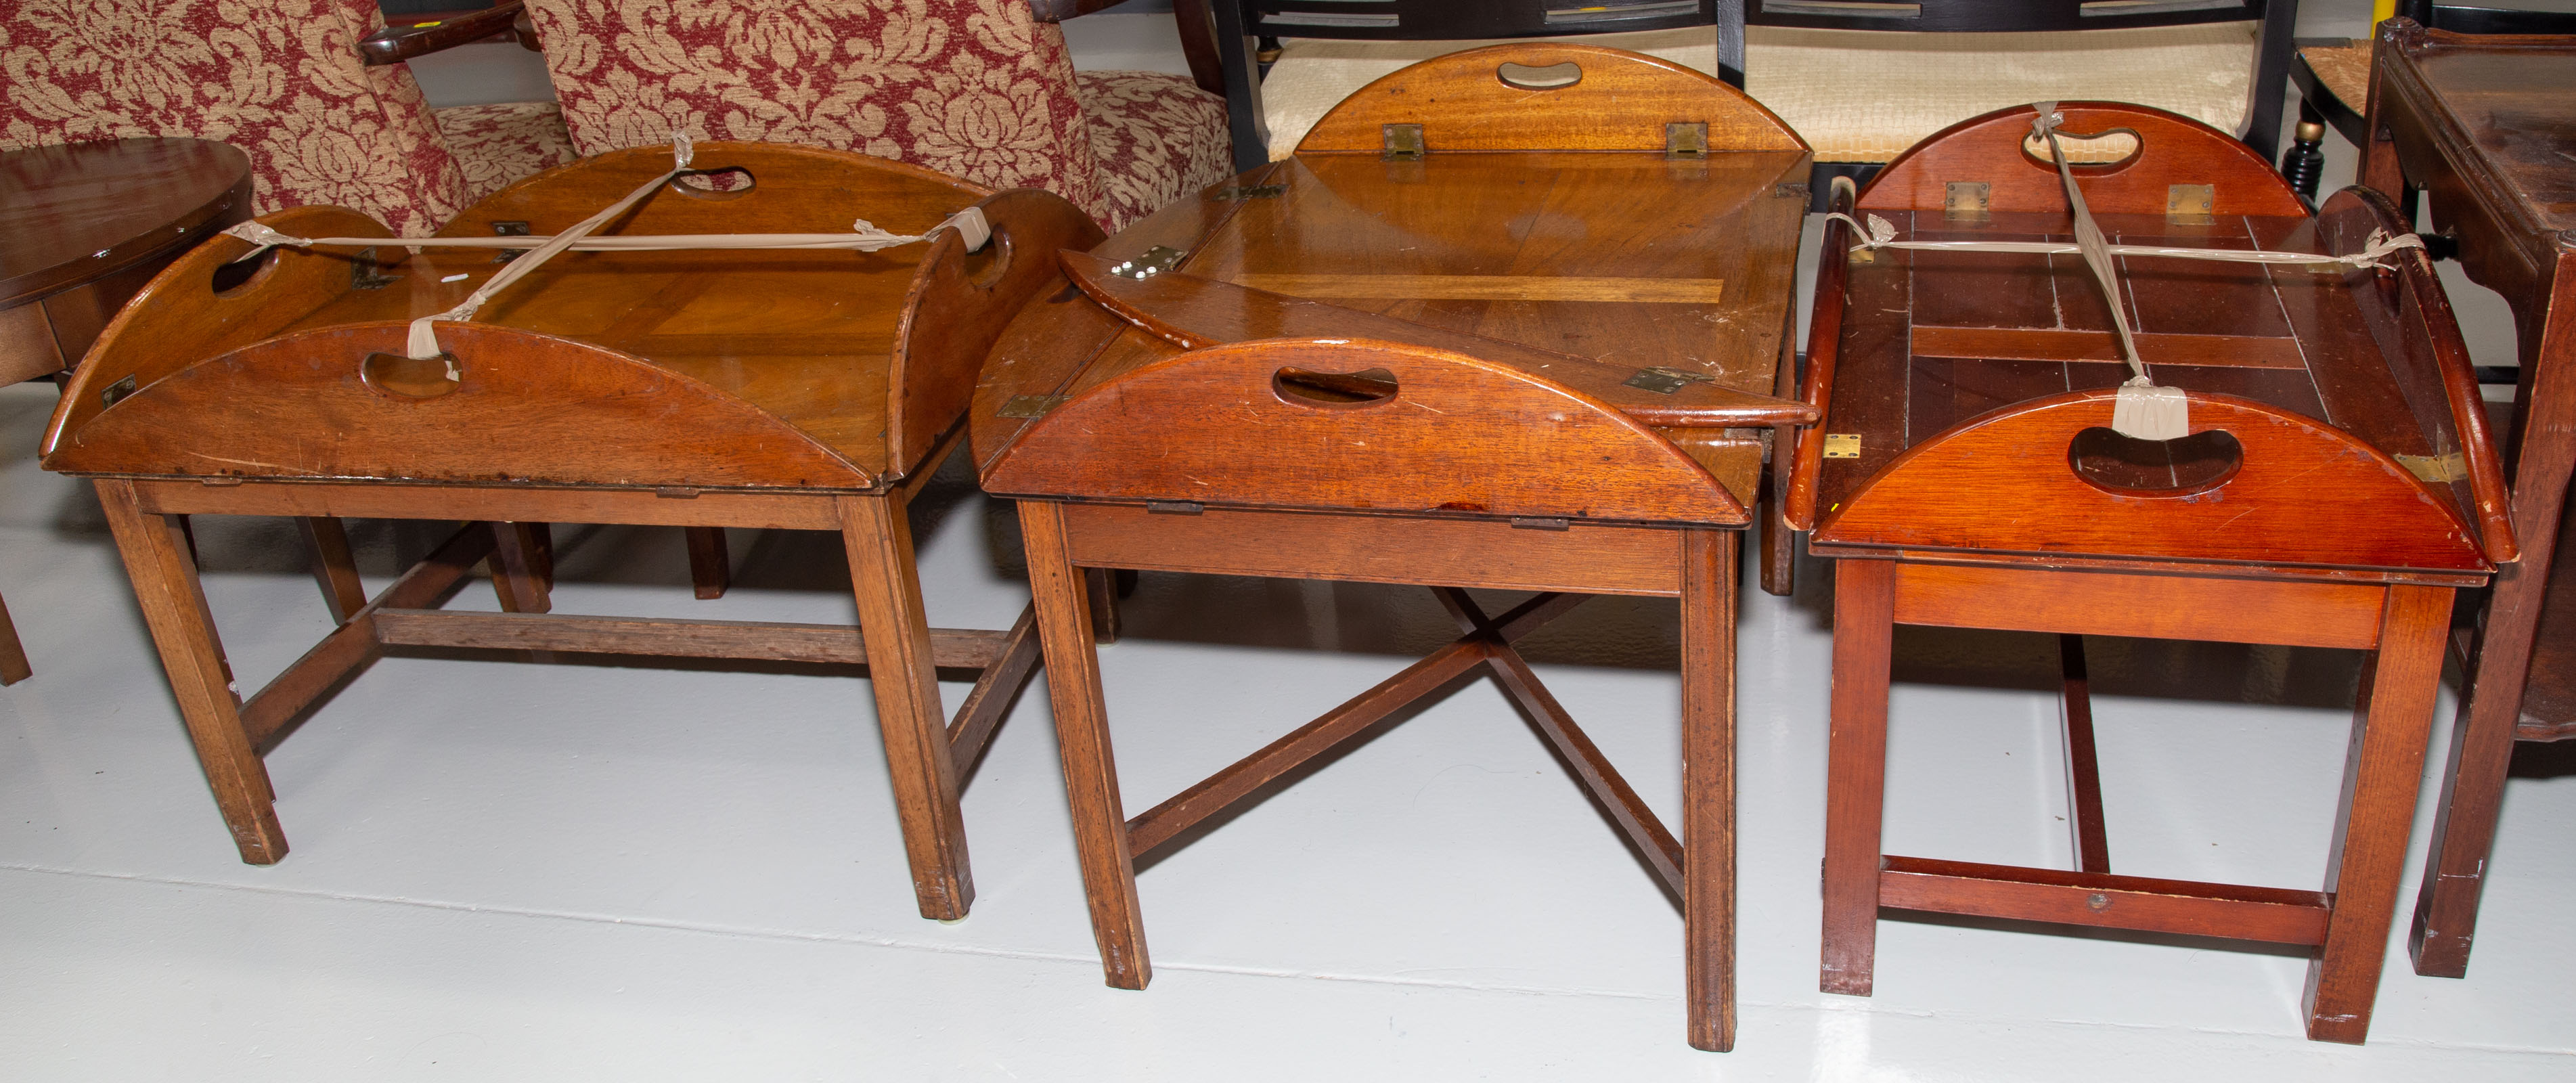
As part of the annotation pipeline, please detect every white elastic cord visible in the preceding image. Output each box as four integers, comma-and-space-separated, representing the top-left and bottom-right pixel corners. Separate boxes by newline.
1820, 213, 2425, 270
217, 208, 990, 257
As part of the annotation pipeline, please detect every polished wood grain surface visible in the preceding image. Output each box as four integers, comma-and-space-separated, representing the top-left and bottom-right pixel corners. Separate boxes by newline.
1800, 102, 2500, 1046
46, 143, 1086, 925
977, 45, 1804, 1053
0, 137, 250, 307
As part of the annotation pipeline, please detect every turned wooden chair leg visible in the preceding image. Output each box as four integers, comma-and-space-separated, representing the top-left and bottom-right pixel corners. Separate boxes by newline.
839, 493, 975, 921
1022, 502, 1151, 988
2304, 584, 2452, 1044
684, 526, 730, 600
2058, 634, 2111, 873
298, 516, 368, 625
95, 480, 286, 864
1682, 530, 1739, 1052
487, 522, 552, 614
0, 591, 30, 686
1821, 558, 1896, 996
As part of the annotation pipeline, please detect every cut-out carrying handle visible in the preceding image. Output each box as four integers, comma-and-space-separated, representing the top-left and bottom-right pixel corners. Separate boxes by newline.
982, 337, 1748, 525
1857, 102, 2307, 218
1814, 389, 2491, 574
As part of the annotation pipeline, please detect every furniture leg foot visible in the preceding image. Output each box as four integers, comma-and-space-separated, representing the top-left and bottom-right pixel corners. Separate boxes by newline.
842, 494, 974, 921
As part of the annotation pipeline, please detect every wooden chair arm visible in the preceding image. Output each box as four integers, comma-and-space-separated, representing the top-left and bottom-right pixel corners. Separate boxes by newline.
1026, 0, 1128, 22
359, 3, 532, 67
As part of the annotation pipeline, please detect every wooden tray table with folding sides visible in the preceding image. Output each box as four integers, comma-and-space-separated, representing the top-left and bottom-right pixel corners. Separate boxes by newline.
1787, 103, 2516, 1043
969, 44, 1816, 1051
40, 142, 1101, 921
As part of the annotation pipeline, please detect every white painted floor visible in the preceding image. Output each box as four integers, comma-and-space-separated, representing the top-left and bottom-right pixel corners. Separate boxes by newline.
4, 1, 2569, 1078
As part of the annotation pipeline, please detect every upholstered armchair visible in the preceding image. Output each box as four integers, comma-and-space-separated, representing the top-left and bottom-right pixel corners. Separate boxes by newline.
0, 0, 575, 236
520, 0, 1233, 230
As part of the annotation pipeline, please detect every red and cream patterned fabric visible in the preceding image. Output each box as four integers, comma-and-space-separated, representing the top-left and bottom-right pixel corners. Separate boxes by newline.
0, 0, 574, 236
1076, 70, 1231, 232
523, 0, 1232, 230
434, 100, 579, 204
0, 0, 464, 236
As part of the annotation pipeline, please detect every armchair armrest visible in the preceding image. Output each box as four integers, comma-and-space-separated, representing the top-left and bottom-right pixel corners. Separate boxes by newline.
359, 2, 535, 66
1027, 0, 1130, 20
1028, 0, 1228, 97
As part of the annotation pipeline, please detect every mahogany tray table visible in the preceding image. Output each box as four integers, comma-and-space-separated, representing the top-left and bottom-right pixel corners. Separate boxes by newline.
1, 137, 254, 686
41, 142, 1101, 920
2359, 19, 2576, 978
971, 44, 1815, 1052
1790, 103, 2514, 1043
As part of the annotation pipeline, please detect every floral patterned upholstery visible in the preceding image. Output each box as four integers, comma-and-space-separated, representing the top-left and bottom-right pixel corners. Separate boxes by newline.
0, 0, 572, 236
523, 0, 1232, 231
434, 100, 579, 204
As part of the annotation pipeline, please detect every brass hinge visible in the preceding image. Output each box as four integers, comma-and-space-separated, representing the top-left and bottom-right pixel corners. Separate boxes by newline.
351, 246, 399, 289
1382, 123, 1425, 160
101, 374, 138, 408
2396, 451, 2468, 483
2167, 184, 2215, 225
1822, 433, 1862, 459
1146, 500, 1205, 515
1666, 122, 1709, 159
1209, 183, 1285, 200
1944, 181, 1990, 222
490, 220, 531, 264
1774, 181, 1810, 201
1106, 246, 1186, 280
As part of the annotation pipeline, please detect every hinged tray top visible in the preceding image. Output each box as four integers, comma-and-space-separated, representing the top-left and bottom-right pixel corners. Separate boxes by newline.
1794, 103, 2512, 579
971, 43, 1817, 520
43, 142, 1103, 493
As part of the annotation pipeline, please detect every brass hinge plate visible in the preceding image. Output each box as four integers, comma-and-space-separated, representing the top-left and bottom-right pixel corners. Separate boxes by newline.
1209, 183, 1285, 200
1944, 182, 1990, 221
2167, 184, 2215, 225
1106, 246, 1186, 280
2397, 451, 2468, 483
1382, 123, 1425, 160
1822, 433, 1863, 459
1666, 122, 1709, 159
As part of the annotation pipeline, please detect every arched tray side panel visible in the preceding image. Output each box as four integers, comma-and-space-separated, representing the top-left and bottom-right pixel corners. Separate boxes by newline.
444, 140, 993, 237
1297, 43, 1806, 154
886, 187, 1106, 480
1856, 102, 2310, 218
982, 338, 1747, 526
1815, 391, 2489, 573
45, 206, 395, 458
45, 322, 874, 491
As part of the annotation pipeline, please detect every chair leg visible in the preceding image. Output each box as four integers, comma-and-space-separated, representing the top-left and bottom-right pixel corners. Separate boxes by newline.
1021, 502, 1151, 989
0, 590, 30, 686
2305, 584, 2453, 1044
297, 516, 368, 625
487, 523, 552, 614
1682, 530, 1738, 1052
840, 494, 975, 921
2282, 104, 2328, 202
1821, 558, 1896, 996
2058, 634, 2111, 874
684, 527, 730, 600
95, 479, 286, 864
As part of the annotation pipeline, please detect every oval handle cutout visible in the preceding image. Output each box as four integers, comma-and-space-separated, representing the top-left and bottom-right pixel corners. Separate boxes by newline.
959, 227, 1010, 289
2068, 426, 2242, 497
669, 167, 755, 199
2022, 127, 2143, 169
210, 246, 279, 295
361, 351, 460, 400
1497, 61, 1582, 91
1272, 366, 1399, 408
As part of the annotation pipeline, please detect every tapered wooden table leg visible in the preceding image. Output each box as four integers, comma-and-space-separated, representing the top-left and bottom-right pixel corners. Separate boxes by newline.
1821, 558, 1895, 996
841, 493, 974, 921
1021, 502, 1150, 988
488, 522, 552, 615
0, 591, 28, 686
2305, 584, 2452, 1043
1683, 529, 1739, 1051
685, 526, 730, 600
96, 479, 286, 864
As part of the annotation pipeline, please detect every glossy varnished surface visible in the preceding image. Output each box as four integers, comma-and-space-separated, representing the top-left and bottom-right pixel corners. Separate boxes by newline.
2405, 44, 2576, 238
0, 137, 250, 307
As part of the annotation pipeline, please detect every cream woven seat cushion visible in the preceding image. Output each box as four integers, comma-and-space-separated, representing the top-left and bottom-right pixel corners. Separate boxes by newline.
1745, 22, 2259, 163
1258, 28, 1724, 160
